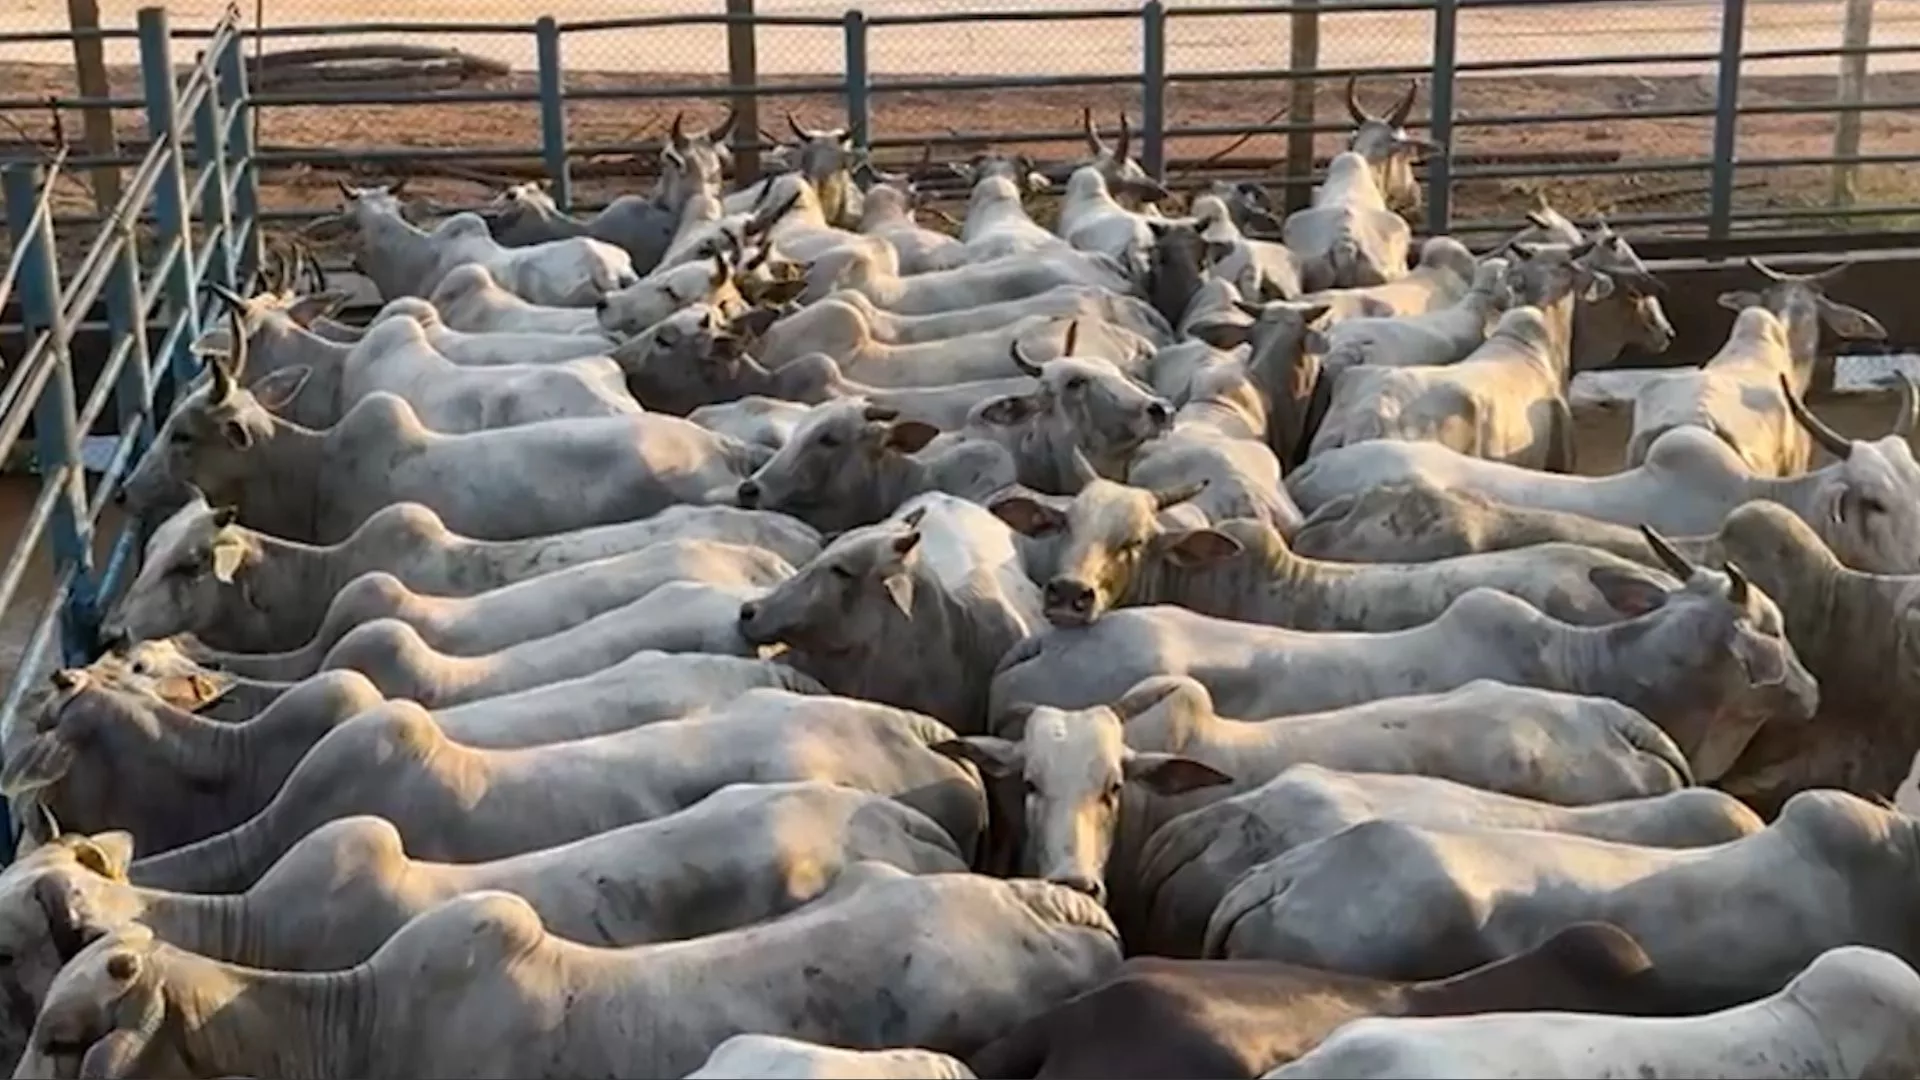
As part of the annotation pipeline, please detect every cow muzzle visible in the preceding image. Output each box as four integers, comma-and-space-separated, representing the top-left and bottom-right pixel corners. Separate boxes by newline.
1049, 872, 1108, 905
1043, 579, 1099, 627
735, 479, 762, 507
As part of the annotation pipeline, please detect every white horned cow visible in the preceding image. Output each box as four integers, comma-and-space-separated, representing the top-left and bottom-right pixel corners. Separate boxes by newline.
101, 496, 816, 652
1286, 378, 1920, 571
1281, 151, 1412, 292
1263, 946, 1920, 1080
989, 475, 1670, 630
992, 538, 1817, 784
1626, 257, 1886, 473
1206, 789, 1920, 1013
16, 868, 1118, 1079
935, 673, 1696, 918
337, 182, 637, 305
119, 362, 768, 544
1136, 764, 1760, 958
0, 782, 966, 1065
124, 691, 987, 895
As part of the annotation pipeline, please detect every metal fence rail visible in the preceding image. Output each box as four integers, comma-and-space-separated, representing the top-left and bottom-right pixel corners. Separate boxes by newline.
0, 6, 257, 852
4, 0, 1918, 258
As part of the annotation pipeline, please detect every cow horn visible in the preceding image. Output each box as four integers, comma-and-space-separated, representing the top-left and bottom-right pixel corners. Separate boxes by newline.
205, 282, 247, 310
1067, 446, 1101, 487
1115, 112, 1132, 162
1153, 478, 1209, 510
1637, 524, 1696, 580
709, 104, 739, 143
1063, 318, 1080, 356
335, 178, 356, 200
786, 111, 810, 142
1745, 256, 1791, 283
1082, 107, 1106, 154
1008, 337, 1045, 378
209, 348, 238, 400
35, 801, 60, 842
388, 178, 410, 199
670, 111, 688, 148
1781, 375, 1853, 459
1811, 259, 1854, 284
1569, 238, 1599, 260
1725, 561, 1751, 607
1388, 78, 1419, 127
1893, 374, 1919, 439
1344, 74, 1369, 124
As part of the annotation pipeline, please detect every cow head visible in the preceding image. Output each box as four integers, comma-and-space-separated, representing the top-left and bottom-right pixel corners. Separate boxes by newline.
10, 924, 167, 1080
609, 303, 768, 414
595, 252, 736, 336
782, 114, 858, 192
992, 477, 1227, 627
99, 497, 256, 647
1209, 180, 1286, 238
1079, 109, 1171, 207
951, 150, 1052, 195
1343, 76, 1441, 216
478, 180, 562, 243
1142, 217, 1211, 326
120, 310, 311, 524
1718, 258, 1886, 384
1508, 226, 1672, 366
660, 107, 738, 206
0, 831, 138, 1069
333, 179, 411, 230
1593, 526, 1817, 782
86, 638, 234, 714
733, 400, 940, 533
1781, 374, 1920, 574
737, 510, 928, 657
931, 680, 1231, 904
972, 323, 1174, 491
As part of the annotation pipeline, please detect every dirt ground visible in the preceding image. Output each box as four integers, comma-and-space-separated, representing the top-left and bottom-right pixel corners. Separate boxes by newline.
5, 56, 1918, 257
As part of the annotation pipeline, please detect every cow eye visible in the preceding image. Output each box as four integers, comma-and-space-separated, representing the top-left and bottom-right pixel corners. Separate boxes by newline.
1066, 376, 1088, 391
1022, 779, 1039, 796
829, 565, 855, 581
1104, 782, 1124, 801
816, 433, 841, 449
1861, 497, 1888, 515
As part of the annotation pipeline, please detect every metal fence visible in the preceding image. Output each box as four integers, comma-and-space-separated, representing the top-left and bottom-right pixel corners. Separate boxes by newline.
0, 7, 257, 851
4, 0, 1919, 259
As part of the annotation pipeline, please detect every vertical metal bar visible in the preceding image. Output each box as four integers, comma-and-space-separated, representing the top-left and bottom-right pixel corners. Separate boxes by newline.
1830, 0, 1875, 212
726, 0, 762, 180
535, 17, 572, 210
108, 233, 157, 457
2, 165, 96, 663
1706, 0, 1747, 245
217, 21, 262, 287
1141, 1, 1167, 179
843, 10, 871, 155
66, 0, 123, 212
192, 34, 237, 299
138, 5, 203, 391
1285, 0, 1322, 214
1426, 0, 1458, 233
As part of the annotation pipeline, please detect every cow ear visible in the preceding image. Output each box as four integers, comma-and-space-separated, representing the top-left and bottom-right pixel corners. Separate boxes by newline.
1157, 528, 1243, 567
248, 365, 311, 413
1716, 290, 1764, 313
71, 832, 135, 880
287, 291, 350, 327
882, 571, 916, 618
1124, 752, 1234, 796
929, 736, 1023, 780
153, 672, 232, 711
221, 419, 255, 450
1589, 566, 1671, 616
1581, 272, 1617, 303
990, 495, 1067, 537
189, 326, 235, 359
1817, 297, 1888, 341
0, 732, 77, 798
975, 394, 1044, 427
883, 420, 939, 454
731, 306, 782, 340
211, 539, 247, 584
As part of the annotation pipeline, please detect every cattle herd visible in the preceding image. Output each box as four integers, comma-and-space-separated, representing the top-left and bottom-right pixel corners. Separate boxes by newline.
6, 74, 1920, 1078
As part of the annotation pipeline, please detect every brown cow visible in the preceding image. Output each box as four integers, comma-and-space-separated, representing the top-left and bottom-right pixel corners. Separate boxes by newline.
968, 922, 1698, 1079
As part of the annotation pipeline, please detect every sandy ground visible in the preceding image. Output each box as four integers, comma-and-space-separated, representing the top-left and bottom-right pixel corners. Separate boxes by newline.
5, 0, 1920, 76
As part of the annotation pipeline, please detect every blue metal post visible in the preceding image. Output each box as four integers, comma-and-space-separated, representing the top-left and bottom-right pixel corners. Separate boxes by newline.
1141, 1, 1167, 178
138, 6, 203, 389
107, 236, 157, 455
2, 164, 97, 662
843, 10, 871, 154
1426, 0, 1458, 234
216, 24, 262, 288
192, 39, 237, 299
1707, 0, 1747, 244
536, 17, 573, 210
